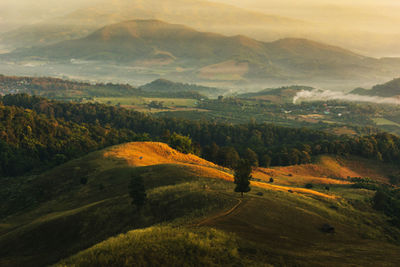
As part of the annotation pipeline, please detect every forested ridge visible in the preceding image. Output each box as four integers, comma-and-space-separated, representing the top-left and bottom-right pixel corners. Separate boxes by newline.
1, 94, 400, 177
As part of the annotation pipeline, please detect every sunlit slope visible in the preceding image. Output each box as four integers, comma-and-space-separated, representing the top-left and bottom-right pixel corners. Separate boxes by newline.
56, 175, 400, 266
2, 142, 400, 266
101, 142, 339, 199
103, 141, 220, 168
253, 155, 398, 186
0, 142, 239, 267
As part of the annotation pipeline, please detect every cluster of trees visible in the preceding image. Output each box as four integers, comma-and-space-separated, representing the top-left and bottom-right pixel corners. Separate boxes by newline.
1, 94, 400, 177
0, 74, 140, 99
373, 187, 400, 227
0, 75, 208, 101
0, 98, 149, 176
139, 78, 219, 95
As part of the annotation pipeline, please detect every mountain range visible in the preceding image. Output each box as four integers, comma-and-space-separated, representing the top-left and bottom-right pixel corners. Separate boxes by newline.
2, 0, 400, 57
0, 0, 305, 50
3, 19, 399, 86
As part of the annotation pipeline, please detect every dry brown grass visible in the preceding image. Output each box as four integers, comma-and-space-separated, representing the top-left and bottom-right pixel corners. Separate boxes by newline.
251, 181, 337, 200
103, 142, 220, 168
101, 143, 399, 199
253, 156, 361, 187
102, 142, 342, 199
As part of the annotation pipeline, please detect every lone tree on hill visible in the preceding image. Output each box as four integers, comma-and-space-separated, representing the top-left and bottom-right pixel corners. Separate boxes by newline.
234, 159, 252, 197
129, 174, 147, 210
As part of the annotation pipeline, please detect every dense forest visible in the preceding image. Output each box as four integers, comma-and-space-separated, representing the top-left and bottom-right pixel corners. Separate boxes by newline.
1, 94, 400, 177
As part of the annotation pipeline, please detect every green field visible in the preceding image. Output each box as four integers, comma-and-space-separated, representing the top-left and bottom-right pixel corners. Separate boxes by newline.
373, 117, 400, 127
94, 97, 198, 108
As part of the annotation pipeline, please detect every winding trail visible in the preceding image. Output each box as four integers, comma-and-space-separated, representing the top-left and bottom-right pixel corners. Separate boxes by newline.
193, 197, 246, 227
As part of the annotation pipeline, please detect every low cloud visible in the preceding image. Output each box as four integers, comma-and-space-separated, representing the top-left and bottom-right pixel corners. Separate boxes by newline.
293, 89, 400, 105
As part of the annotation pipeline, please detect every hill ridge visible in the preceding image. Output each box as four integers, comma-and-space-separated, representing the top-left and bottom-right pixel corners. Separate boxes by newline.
5, 19, 398, 85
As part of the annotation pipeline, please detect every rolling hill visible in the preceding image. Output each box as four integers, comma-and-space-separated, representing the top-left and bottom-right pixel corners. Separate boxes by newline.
1, 141, 400, 266
351, 78, 400, 97
4, 19, 400, 85
237, 85, 314, 103
139, 78, 225, 97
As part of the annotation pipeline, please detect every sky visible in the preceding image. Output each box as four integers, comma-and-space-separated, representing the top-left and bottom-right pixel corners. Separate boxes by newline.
211, 0, 400, 31
1, 0, 398, 33
211, 0, 400, 56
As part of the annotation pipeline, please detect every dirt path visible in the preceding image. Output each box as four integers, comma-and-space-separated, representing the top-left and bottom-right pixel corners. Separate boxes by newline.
193, 197, 246, 227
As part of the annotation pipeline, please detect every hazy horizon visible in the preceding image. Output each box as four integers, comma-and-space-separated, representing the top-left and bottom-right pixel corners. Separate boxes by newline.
1, 0, 400, 56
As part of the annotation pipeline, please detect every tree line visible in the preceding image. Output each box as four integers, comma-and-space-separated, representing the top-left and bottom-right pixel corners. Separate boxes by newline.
1, 94, 399, 177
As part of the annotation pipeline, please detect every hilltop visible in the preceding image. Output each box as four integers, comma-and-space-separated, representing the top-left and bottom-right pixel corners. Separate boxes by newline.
139, 78, 224, 97
351, 78, 400, 97
237, 85, 314, 103
2, 141, 400, 266
4, 20, 400, 85
0, 0, 305, 50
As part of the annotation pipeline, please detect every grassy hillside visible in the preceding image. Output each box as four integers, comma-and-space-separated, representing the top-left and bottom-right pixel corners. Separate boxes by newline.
2, 142, 400, 266
55, 226, 266, 267
0, 142, 238, 266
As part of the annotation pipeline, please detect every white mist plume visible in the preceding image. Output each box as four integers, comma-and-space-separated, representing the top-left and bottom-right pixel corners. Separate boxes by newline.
293, 89, 400, 105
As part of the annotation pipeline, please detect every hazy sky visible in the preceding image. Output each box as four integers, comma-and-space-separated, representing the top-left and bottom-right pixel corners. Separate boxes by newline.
1, 0, 398, 30
211, 0, 400, 28
1, 0, 399, 30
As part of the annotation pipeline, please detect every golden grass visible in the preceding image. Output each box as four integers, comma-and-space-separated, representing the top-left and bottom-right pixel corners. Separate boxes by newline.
252, 155, 367, 187
252, 168, 350, 186
102, 143, 341, 199
276, 156, 359, 180
184, 165, 233, 182
95, 143, 398, 200
103, 142, 220, 168
251, 181, 337, 200
252, 154, 400, 190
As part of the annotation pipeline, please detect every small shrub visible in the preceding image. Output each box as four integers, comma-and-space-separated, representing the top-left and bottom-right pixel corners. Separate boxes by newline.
305, 183, 313, 189
269, 178, 274, 183
129, 175, 147, 209
329, 205, 339, 210
80, 177, 88, 185
321, 223, 335, 233
389, 175, 400, 186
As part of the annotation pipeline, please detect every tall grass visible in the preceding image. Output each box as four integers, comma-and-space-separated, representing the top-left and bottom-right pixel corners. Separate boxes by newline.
54, 226, 264, 267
